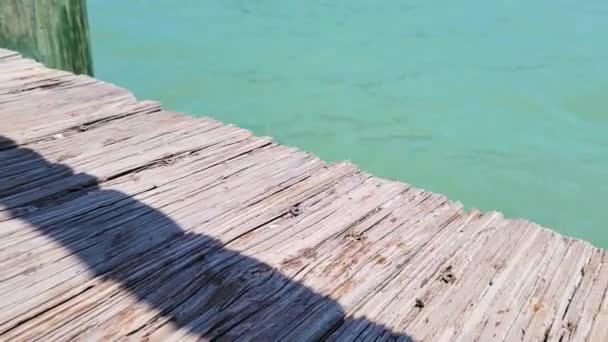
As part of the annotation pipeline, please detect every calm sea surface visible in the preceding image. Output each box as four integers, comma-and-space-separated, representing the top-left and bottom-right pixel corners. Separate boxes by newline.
89, 0, 608, 247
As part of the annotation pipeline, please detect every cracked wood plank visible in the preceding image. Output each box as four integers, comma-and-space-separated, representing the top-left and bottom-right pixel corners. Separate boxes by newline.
0, 48, 606, 342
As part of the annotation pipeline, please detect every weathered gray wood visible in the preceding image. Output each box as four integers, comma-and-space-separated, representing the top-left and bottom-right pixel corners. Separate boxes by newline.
345, 212, 507, 341
546, 248, 605, 341
40, 171, 372, 340
0, 119, 250, 218
270, 198, 464, 341
0, 49, 606, 341
407, 220, 538, 340
587, 251, 608, 341
528, 242, 595, 341
0, 48, 18, 59
1, 163, 356, 340
0, 147, 311, 294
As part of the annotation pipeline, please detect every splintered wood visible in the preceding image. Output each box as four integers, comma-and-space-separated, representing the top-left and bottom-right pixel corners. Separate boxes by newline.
0, 48, 606, 341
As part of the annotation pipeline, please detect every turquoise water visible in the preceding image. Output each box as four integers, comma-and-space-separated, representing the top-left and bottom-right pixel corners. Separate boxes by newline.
89, 0, 608, 247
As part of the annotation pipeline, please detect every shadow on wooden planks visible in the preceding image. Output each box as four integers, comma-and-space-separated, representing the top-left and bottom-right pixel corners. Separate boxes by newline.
0, 135, 413, 341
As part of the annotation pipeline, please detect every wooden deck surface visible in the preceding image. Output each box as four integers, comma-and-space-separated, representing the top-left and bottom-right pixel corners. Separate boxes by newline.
0, 48, 607, 341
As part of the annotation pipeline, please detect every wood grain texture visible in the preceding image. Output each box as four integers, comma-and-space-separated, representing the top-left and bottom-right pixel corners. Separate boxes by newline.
0, 49, 606, 341
0, 0, 93, 75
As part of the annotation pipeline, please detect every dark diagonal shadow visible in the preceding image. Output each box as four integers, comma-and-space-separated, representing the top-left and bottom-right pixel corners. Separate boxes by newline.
0, 135, 413, 341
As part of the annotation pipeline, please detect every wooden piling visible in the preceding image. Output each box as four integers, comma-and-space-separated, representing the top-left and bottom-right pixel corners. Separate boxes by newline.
0, 0, 93, 75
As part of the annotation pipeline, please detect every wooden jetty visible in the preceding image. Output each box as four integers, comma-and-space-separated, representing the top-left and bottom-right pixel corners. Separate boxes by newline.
0, 48, 606, 341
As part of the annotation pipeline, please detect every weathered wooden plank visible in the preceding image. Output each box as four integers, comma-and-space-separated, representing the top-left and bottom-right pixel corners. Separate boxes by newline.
0, 79, 99, 110
0, 133, 267, 235
549, 248, 606, 341
0, 162, 357, 340
0, 92, 135, 141
0, 101, 161, 155
534, 242, 597, 341
382, 223, 527, 340
401, 219, 539, 340
0, 124, 267, 228
260, 200, 465, 341
0, 84, 133, 126
0, 119, 246, 218
0, 144, 304, 271
0, 156, 312, 332
0, 48, 606, 342
92, 171, 373, 340
0, 130, 304, 296
326, 210, 503, 340
181, 184, 409, 340
473, 231, 572, 341
0, 145, 307, 296
27, 172, 369, 340
586, 250, 608, 341
0, 48, 19, 60
0, 67, 66, 85
0, 76, 125, 107
450, 227, 553, 339
0, 55, 40, 71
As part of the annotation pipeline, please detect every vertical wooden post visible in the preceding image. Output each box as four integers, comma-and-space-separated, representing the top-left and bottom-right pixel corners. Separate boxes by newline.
0, 0, 93, 75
